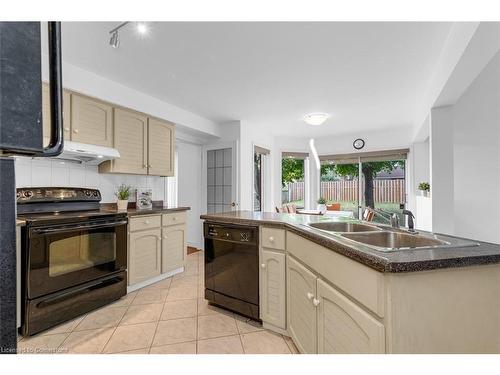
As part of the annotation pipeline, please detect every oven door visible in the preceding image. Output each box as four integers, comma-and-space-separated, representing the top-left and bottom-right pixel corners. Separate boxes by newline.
27, 217, 127, 299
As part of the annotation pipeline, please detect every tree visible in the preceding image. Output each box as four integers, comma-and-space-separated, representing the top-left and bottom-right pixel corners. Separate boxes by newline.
334, 161, 404, 208
282, 158, 304, 187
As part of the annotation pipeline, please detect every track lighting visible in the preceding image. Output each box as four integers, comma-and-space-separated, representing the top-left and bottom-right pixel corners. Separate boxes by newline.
109, 31, 120, 48
108, 22, 149, 48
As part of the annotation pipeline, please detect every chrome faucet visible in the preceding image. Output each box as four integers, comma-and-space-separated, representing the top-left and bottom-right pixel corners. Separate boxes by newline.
370, 208, 400, 229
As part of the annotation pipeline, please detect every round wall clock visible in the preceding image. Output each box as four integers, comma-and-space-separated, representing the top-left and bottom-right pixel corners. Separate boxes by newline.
353, 138, 365, 150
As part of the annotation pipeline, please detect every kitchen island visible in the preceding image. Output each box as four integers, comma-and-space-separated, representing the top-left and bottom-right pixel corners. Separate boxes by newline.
201, 210, 500, 354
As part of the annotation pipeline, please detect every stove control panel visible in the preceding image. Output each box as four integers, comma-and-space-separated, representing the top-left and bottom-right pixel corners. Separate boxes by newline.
16, 187, 102, 203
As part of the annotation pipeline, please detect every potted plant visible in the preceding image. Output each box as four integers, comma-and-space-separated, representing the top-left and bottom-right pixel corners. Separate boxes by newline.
317, 197, 327, 213
115, 184, 132, 210
418, 182, 430, 197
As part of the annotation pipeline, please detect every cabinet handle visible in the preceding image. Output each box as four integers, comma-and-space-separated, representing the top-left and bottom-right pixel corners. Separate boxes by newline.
73, 129, 79, 134
261, 263, 266, 269
163, 236, 168, 239
148, 164, 152, 168
157, 236, 161, 241
312, 298, 321, 307
172, 216, 177, 221
143, 164, 147, 168
64, 127, 70, 132
145, 220, 150, 224
307, 292, 314, 300
268, 236, 275, 243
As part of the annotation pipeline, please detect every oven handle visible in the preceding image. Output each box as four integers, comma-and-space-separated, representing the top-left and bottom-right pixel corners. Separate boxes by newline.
31, 220, 128, 235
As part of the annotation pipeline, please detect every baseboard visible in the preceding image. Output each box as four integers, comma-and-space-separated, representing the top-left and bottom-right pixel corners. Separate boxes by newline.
126, 267, 184, 293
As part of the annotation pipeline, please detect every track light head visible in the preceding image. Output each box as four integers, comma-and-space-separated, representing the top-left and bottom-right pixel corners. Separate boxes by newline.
109, 31, 120, 48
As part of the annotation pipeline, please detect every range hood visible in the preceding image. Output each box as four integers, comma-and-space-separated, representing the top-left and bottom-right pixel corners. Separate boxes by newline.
53, 141, 120, 164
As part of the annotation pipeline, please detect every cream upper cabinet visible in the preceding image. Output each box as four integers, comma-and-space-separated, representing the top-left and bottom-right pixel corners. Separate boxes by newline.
148, 117, 175, 176
316, 278, 385, 354
71, 94, 113, 147
42, 83, 71, 146
128, 228, 162, 285
260, 249, 286, 329
287, 255, 318, 354
161, 224, 186, 274
102, 108, 148, 175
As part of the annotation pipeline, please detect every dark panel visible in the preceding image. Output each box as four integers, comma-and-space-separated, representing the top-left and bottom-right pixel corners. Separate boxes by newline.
0, 158, 17, 353
0, 22, 43, 153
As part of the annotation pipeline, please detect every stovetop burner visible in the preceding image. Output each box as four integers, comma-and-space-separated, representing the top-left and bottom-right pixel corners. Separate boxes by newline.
16, 187, 122, 224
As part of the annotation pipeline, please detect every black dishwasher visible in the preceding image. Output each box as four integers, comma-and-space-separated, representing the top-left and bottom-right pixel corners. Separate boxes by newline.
204, 222, 260, 320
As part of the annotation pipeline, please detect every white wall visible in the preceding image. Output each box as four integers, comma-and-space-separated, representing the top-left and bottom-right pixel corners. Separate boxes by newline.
451, 51, 500, 243
430, 105, 455, 235
14, 157, 166, 203
177, 141, 203, 248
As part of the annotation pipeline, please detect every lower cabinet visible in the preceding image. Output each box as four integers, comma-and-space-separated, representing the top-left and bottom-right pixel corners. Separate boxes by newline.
287, 255, 318, 354
260, 249, 286, 329
317, 278, 385, 353
128, 228, 161, 285
162, 224, 186, 273
286, 254, 386, 354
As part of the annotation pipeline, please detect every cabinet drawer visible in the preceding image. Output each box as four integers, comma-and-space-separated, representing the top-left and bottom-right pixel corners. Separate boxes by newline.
162, 212, 186, 226
287, 232, 385, 317
129, 215, 161, 232
261, 227, 286, 250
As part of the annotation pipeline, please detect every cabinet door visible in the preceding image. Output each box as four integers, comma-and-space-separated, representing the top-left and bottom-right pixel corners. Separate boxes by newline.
71, 94, 113, 146
287, 255, 318, 354
260, 249, 286, 329
148, 117, 175, 176
42, 84, 71, 146
107, 108, 148, 174
317, 278, 385, 354
128, 229, 162, 285
162, 224, 186, 274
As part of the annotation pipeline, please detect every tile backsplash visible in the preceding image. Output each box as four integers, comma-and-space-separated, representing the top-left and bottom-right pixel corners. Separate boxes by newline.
14, 157, 168, 204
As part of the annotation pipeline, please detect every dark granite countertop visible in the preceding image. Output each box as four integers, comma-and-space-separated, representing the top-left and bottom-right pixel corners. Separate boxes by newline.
100, 205, 190, 216
200, 211, 500, 273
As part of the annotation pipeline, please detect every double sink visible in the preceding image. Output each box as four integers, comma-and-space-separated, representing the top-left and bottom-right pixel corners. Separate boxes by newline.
307, 221, 477, 252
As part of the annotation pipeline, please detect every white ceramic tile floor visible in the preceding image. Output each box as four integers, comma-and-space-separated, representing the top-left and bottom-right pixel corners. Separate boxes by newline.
17, 251, 298, 354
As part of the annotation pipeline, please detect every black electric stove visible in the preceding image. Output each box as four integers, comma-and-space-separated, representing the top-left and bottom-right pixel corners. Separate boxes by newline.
17, 187, 128, 336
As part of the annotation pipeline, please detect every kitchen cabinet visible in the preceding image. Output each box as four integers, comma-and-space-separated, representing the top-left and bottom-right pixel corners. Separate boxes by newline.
128, 228, 162, 285
42, 83, 71, 146
99, 111, 175, 177
71, 94, 113, 147
161, 224, 186, 274
287, 255, 317, 354
128, 213, 187, 287
316, 278, 385, 354
148, 117, 175, 177
100, 108, 148, 175
260, 249, 286, 329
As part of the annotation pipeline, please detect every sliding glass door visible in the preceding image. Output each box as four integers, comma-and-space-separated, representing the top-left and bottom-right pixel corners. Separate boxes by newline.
319, 150, 407, 224
320, 161, 360, 219
281, 152, 308, 209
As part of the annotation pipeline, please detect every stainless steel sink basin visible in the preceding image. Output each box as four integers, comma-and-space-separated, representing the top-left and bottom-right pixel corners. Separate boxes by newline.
308, 222, 381, 233
341, 231, 450, 250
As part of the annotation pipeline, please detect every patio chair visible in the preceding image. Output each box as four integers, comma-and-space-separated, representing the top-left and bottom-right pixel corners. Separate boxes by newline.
362, 208, 375, 222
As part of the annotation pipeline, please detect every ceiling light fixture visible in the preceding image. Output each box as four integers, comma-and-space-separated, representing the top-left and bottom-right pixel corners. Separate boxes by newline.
136, 22, 148, 35
108, 22, 149, 48
304, 113, 329, 126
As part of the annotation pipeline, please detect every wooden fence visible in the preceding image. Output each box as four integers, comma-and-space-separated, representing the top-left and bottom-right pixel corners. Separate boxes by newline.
286, 179, 405, 203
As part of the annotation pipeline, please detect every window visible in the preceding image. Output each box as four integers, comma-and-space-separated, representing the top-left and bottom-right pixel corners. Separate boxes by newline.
281, 152, 308, 209
319, 149, 407, 223
254, 146, 270, 212
254, 153, 263, 211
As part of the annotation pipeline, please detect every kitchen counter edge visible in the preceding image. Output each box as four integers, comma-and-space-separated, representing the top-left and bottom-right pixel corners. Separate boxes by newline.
200, 211, 500, 273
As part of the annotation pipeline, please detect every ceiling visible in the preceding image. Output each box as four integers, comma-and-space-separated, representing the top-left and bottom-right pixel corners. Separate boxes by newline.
60, 22, 453, 137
